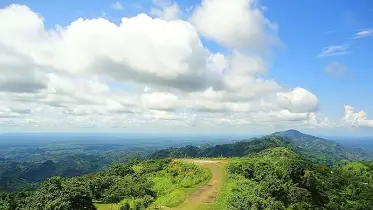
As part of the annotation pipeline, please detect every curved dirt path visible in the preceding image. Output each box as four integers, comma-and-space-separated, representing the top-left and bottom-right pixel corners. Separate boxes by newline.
172, 159, 226, 210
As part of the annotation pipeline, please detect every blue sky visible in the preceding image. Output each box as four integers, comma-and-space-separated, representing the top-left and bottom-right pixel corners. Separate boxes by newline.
264, 0, 373, 118
0, 0, 372, 135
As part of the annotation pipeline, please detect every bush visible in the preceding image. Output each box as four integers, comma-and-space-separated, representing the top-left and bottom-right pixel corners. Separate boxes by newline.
119, 202, 130, 210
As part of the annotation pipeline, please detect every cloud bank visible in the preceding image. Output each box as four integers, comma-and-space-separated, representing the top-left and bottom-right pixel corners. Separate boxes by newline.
0, 2, 367, 133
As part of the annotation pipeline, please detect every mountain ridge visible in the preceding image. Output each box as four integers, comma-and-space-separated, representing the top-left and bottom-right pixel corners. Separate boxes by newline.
151, 129, 372, 165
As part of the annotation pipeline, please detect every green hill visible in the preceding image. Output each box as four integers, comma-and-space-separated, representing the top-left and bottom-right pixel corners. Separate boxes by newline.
1, 130, 373, 210
271, 130, 372, 164
150, 136, 289, 159
151, 130, 371, 165
216, 147, 373, 209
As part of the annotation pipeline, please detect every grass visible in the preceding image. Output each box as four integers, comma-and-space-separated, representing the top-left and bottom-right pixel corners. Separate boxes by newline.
149, 161, 212, 209
96, 160, 212, 210
195, 204, 212, 210
152, 189, 185, 208
96, 199, 141, 210
212, 160, 236, 210
95, 203, 120, 210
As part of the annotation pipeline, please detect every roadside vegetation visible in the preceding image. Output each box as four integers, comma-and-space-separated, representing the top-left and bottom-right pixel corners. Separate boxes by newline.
213, 147, 373, 209
0, 159, 211, 210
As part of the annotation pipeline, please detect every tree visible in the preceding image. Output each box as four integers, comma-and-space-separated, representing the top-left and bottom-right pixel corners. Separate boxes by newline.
25, 177, 96, 210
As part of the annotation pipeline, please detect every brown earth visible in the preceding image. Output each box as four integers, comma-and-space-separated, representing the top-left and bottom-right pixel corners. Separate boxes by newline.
172, 159, 226, 210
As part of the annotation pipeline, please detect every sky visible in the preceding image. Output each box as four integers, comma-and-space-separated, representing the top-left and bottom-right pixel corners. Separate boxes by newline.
0, 0, 372, 136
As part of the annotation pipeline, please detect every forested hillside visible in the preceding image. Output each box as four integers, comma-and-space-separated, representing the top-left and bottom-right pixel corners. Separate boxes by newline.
1, 130, 373, 210
0, 152, 144, 192
151, 136, 286, 159
215, 147, 373, 209
271, 130, 372, 164
0, 159, 211, 209
152, 130, 371, 165
2, 130, 370, 193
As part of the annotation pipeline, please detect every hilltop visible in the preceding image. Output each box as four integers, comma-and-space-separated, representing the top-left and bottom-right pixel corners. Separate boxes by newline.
152, 130, 372, 165
270, 130, 372, 164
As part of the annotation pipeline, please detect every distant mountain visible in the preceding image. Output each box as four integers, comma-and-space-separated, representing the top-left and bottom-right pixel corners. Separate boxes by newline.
150, 136, 288, 159
151, 130, 372, 165
0, 152, 145, 191
270, 130, 372, 164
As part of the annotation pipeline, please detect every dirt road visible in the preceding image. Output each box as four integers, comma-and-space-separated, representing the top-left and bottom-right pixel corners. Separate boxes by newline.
172, 159, 226, 210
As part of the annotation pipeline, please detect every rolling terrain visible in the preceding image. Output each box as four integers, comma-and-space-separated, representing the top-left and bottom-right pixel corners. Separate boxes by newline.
152, 130, 372, 165
1, 130, 373, 210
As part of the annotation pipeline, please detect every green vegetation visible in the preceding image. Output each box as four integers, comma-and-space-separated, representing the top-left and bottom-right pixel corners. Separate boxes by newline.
271, 130, 372, 165
2, 130, 371, 193
152, 130, 372, 165
149, 161, 211, 209
214, 147, 373, 209
0, 159, 211, 210
0, 152, 145, 192
2, 130, 373, 210
212, 160, 233, 210
150, 136, 288, 159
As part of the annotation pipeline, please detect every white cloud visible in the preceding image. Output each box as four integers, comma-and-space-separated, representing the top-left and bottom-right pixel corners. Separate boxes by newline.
304, 113, 334, 128
150, 3, 180, 20
0, 5, 221, 92
141, 92, 182, 111
352, 29, 373, 39
0, 4, 334, 132
319, 45, 350, 57
277, 87, 319, 113
208, 111, 333, 130
191, 0, 279, 51
110, 2, 124, 10
324, 62, 348, 77
342, 106, 373, 128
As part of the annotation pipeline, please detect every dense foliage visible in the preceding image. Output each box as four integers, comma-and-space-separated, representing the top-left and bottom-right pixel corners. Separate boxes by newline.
1, 130, 373, 210
0, 159, 211, 210
218, 147, 373, 210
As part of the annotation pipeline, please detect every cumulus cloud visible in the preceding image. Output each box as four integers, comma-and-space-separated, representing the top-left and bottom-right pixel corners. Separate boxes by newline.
0, 5, 224, 92
342, 106, 373, 128
0, 3, 327, 131
191, 0, 279, 51
324, 62, 348, 77
277, 87, 319, 113
304, 113, 334, 128
319, 45, 350, 57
